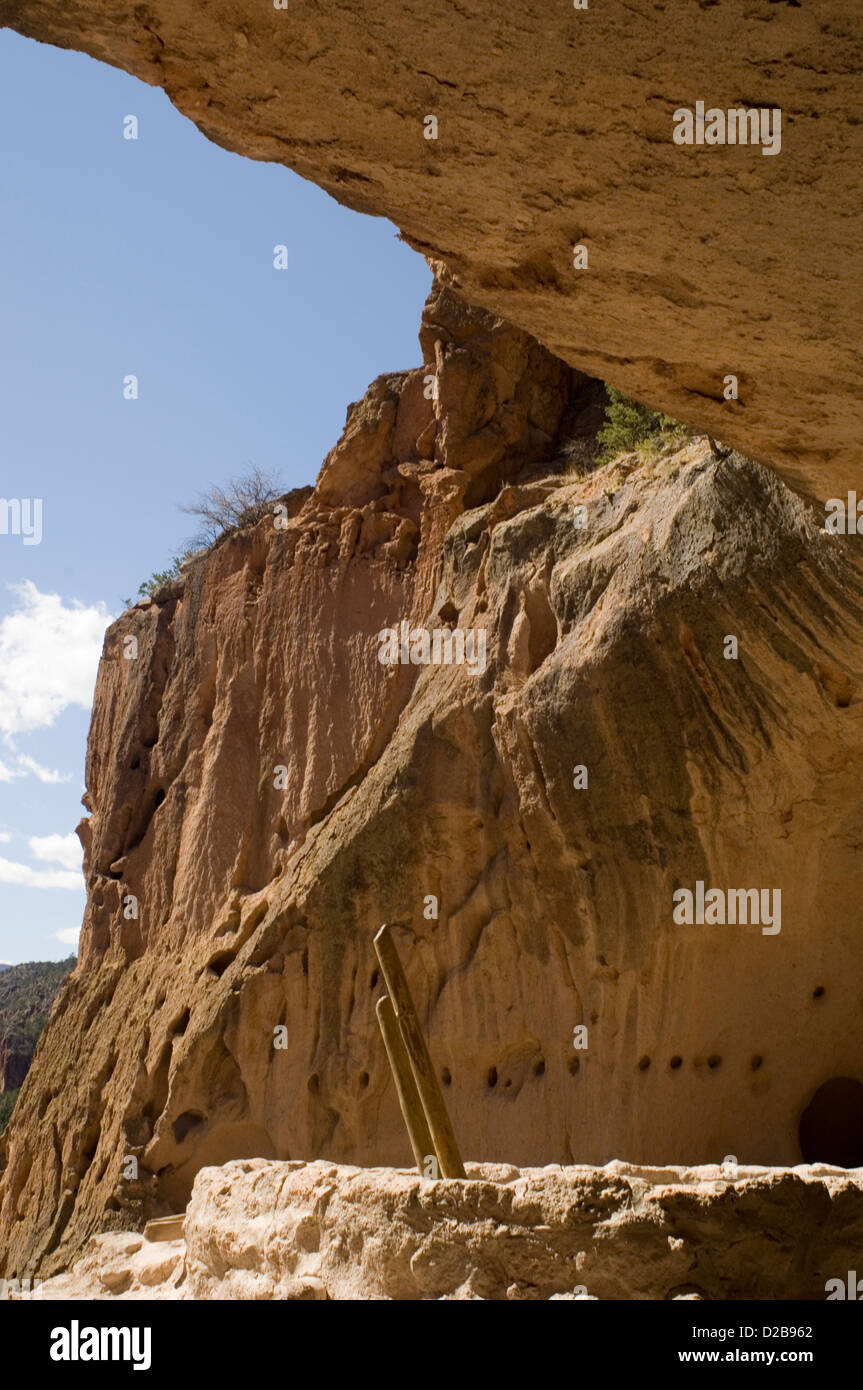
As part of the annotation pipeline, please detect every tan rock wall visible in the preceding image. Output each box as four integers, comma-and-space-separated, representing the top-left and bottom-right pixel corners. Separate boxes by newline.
1, 291, 861, 1282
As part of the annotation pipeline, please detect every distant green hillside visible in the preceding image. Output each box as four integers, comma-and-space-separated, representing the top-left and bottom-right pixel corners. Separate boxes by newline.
0, 1089, 19, 1134
0, 957, 76, 1133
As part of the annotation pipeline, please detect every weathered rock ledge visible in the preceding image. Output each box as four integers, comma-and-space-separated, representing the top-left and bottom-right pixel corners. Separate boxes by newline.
30, 1157, 863, 1301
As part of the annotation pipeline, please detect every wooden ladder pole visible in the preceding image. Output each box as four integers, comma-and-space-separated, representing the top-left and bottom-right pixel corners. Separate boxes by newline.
375, 994, 435, 1174
374, 923, 466, 1179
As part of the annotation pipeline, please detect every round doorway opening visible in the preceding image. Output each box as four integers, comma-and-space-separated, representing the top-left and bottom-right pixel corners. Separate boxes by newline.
799, 1077, 863, 1167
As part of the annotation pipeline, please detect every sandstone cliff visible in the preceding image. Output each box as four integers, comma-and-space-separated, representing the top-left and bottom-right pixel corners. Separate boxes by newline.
1, 0, 861, 495
1, 284, 862, 1281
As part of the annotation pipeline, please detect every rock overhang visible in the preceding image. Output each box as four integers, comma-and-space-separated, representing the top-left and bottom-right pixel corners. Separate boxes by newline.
0, 0, 861, 497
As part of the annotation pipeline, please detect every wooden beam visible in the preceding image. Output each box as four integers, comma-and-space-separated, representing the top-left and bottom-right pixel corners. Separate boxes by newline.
374, 923, 466, 1179
375, 994, 435, 1174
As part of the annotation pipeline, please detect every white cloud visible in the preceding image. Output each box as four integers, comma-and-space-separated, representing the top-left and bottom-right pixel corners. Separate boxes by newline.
15, 761, 71, 783
0, 754, 71, 783
28, 832, 82, 871
0, 856, 84, 890
0, 581, 112, 736
0, 832, 10, 843
55, 928, 80, 947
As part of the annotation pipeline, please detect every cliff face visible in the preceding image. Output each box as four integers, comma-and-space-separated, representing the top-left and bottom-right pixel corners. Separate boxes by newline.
1, 1, 861, 495
1, 284, 862, 1281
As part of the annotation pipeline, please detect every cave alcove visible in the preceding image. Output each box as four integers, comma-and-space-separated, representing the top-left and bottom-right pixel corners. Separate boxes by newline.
799, 1077, 863, 1168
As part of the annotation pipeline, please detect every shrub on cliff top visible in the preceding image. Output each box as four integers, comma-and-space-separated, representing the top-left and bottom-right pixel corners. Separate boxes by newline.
125, 466, 285, 606
180, 465, 284, 547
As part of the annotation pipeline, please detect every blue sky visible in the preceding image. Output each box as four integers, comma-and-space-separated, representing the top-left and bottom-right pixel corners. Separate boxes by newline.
0, 29, 431, 964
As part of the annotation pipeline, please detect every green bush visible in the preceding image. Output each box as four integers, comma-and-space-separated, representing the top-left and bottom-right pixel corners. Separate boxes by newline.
0, 1088, 19, 1135
597, 385, 690, 462
126, 556, 186, 606
124, 552, 200, 606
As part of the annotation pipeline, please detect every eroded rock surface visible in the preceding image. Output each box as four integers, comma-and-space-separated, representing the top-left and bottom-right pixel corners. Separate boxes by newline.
1, 1, 861, 493
1, 284, 862, 1283
30, 1158, 863, 1301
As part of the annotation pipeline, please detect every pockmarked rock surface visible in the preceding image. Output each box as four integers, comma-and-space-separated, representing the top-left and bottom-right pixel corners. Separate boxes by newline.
1, 284, 863, 1282
1, 1, 861, 495
30, 1158, 863, 1301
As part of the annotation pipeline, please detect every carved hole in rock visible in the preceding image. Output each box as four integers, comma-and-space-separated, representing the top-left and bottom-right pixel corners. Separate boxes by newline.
799, 1078, 863, 1167
568, 1056, 580, 1075
487, 1066, 498, 1088
80, 1124, 101, 1165
438, 601, 459, 624
359, 1071, 369, 1088
534, 1058, 546, 1077
161, 1123, 277, 1209
523, 586, 558, 672
142, 1042, 172, 1130
638, 1055, 651, 1071
670, 1056, 683, 1070
707, 1055, 721, 1070
812, 985, 826, 1000
170, 1009, 191, 1037
172, 1111, 206, 1145
441, 1067, 452, 1086
123, 787, 166, 855
751, 1055, 764, 1071
205, 949, 236, 979
308, 1073, 320, 1096
370, 969, 379, 989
